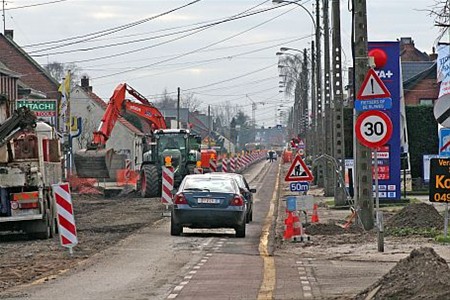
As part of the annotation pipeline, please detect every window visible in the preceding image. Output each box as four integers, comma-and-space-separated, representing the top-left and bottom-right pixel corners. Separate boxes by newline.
419, 99, 434, 106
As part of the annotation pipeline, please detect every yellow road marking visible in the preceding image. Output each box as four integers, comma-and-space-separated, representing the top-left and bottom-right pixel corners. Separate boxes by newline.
257, 163, 280, 299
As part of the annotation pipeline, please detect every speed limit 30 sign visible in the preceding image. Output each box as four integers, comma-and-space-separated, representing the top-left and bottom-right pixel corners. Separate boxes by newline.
355, 110, 393, 149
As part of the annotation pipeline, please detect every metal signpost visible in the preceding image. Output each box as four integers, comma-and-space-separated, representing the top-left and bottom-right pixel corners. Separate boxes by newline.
355, 66, 393, 253
285, 154, 314, 225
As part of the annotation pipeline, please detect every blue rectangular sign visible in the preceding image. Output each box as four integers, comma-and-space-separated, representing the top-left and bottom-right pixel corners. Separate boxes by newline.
354, 98, 392, 111
439, 128, 450, 157
368, 41, 401, 201
289, 182, 310, 192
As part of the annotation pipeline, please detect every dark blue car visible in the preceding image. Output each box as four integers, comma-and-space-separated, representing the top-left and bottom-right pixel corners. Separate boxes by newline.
171, 174, 247, 237
207, 173, 256, 223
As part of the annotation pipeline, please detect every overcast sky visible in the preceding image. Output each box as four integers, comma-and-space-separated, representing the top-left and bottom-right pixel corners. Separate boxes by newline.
2, 0, 441, 127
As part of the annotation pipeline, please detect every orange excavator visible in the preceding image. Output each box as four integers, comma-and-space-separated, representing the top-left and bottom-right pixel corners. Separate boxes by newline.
74, 83, 202, 198
74, 83, 167, 179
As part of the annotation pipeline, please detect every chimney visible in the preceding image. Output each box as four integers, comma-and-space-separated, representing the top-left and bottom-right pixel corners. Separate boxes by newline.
80, 76, 92, 92
4, 30, 13, 40
429, 46, 438, 61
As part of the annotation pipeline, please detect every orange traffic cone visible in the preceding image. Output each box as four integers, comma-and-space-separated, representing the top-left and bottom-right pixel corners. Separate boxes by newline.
283, 211, 294, 240
292, 211, 302, 237
311, 203, 319, 223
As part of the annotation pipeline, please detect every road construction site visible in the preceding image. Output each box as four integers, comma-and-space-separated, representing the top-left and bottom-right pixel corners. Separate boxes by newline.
1, 159, 450, 299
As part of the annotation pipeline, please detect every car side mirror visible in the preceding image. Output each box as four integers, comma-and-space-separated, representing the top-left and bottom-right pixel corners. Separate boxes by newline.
250, 188, 256, 193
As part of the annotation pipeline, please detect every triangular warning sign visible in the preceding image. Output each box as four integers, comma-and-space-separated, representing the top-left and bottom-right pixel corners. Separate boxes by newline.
285, 155, 314, 182
356, 69, 391, 100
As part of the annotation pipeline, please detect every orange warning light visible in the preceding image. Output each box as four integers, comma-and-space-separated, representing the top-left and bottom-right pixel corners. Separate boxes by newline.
210, 153, 216, 159
196, 161, 202, 168
164, 156, 172, 167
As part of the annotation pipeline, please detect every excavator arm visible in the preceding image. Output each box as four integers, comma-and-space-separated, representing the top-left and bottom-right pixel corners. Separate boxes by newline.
90, 83, 166, 148
0, 107, 36, 148
75, 83, 166, 178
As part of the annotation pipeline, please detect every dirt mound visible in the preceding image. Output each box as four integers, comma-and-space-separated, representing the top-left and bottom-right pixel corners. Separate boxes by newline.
355, 247, 450, 300
305, 223, 363, 235
386, 203, 443, 229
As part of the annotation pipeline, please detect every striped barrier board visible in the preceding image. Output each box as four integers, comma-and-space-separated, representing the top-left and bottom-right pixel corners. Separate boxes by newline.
52, 183, 78, 253
125, 158, 131, 182
210, 158, 217, 172
222, 158, 228, 173
161, 166, 174, 204
230, 157, 236, 173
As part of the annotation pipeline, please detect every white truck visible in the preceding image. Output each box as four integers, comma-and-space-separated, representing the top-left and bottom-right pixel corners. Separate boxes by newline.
0, 107, 62, 239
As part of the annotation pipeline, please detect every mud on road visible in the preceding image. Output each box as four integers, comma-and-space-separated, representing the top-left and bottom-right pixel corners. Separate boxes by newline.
0, 193, 165, 293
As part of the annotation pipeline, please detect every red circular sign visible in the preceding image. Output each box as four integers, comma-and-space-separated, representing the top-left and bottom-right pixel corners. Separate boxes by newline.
355, 110, 393, 149
368, 48, 388, 68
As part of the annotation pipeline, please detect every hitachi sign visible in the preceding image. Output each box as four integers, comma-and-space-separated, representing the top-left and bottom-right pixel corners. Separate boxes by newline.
16, 100, 57, 111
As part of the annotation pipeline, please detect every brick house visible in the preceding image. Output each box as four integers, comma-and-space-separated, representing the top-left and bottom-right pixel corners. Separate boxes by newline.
400, 37, 439, 106
0, 30, 59, 122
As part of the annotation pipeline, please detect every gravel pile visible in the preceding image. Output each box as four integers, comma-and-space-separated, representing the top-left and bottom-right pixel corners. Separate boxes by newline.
386, 203, 443, 229
355, 247, 450, 300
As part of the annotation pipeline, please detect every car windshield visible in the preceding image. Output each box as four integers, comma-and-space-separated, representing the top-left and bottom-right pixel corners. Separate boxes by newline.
183, 178, 236, 193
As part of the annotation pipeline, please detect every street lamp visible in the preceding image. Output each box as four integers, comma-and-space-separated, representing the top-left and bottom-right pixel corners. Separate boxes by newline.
272, 0, 317, 31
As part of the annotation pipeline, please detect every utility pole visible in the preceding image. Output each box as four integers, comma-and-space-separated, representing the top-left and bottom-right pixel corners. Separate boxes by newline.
208, 105, 211, 149
331, 0, 346, 206
353, 0, 373, 229
323, 0, 334, 196
315, 0, 324, 187
310, 41, 316, 160
177, 87, 180, 129
2, 0, 5, 34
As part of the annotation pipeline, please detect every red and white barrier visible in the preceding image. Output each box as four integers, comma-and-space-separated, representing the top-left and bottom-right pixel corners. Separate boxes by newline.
222, 158, 228, 173
52, 183, 78, 254
230, 157, 236, 173
161, 166, 174, 204
194, 167, 203, 174
210, 157, 217, 172
125, 158, 131, 183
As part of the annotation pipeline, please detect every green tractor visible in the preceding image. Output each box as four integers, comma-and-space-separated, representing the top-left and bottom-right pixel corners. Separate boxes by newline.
139, 129, 202, 198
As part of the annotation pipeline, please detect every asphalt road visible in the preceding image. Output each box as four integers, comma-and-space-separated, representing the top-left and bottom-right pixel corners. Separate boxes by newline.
2, 160, 279, 300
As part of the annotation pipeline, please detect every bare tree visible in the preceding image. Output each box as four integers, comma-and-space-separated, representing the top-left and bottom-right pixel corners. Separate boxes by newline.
45, 61, 82, 86
181, 92, 202, 111
428, 0, 450, 41
211, 101, 240, 126
155, 89, 177, 109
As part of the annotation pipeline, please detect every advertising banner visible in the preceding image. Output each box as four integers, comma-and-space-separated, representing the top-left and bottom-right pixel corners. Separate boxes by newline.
437, 43, 450, 98
368, 42, 401, 200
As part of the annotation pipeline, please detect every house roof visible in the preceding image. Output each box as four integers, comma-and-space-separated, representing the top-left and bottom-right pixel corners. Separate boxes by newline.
0, 34, 59, 87
403, 62, 437, 91
401, 61, 435, 82
85, 89, 144, 135
0, 61, 20, 78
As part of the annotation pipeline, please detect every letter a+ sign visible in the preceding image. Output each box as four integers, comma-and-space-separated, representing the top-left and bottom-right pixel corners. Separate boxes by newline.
285, 155, 314, 182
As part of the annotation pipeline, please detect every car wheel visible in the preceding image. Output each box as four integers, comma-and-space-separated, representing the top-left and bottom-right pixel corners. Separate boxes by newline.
170, 215, 183, 236
235, 222, 246, 238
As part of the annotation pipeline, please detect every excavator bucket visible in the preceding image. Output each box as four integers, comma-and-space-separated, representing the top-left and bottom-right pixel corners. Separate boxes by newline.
74, 148, 115, 178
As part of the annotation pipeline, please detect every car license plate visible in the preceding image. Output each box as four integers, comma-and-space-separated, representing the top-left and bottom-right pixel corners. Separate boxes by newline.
197, 198, 220, 204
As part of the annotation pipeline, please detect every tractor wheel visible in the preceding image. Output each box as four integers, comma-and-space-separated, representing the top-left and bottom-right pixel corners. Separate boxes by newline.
140, 164, 161, 198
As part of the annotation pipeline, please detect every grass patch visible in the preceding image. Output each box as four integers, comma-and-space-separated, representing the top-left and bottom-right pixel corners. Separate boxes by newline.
435, 234, 450, 243
386, 227, 441, 238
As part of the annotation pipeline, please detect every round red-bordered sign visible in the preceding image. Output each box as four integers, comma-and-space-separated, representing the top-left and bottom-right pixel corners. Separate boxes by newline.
355, 110, 393, 149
